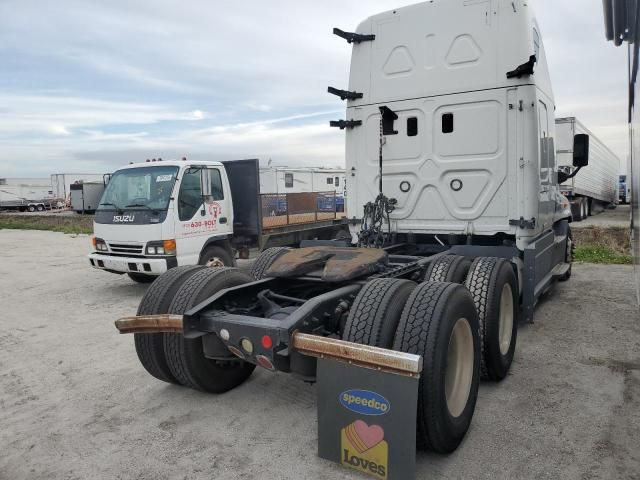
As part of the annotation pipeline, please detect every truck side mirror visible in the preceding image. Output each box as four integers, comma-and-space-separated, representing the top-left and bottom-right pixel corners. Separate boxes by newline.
573, 134, 589, 167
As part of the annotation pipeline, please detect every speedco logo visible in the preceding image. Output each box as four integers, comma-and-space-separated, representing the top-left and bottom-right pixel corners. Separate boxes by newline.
113, 214, 135, 223
340, 390, 390, 416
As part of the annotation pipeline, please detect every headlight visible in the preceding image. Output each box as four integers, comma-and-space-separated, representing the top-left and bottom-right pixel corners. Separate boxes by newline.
94, 237, 108, 252
146, 240, 176, 256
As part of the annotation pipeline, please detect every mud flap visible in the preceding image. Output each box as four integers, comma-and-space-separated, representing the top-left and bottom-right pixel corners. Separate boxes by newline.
314, 348, 420, 479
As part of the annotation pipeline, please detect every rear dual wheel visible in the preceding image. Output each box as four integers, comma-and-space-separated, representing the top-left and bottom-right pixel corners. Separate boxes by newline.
465, 257, 519, 381
163, 268, 256, 392
344, 278, 480, 453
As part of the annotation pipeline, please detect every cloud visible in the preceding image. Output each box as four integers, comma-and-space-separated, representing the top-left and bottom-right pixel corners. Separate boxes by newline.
0, 0, 631, 176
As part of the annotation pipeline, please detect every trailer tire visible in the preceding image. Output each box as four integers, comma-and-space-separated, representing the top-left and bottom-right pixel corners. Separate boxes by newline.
164, 268, 256, 393
199, 245, 234, 268
424, 255, 472, 284
27, 205, 36, 212
134, 265, 206, 384
250, 247, 290, 280
342, 278, 416, 348
128, 272, 155, 283
465, 257, 518, 381
393, 282, 480, 453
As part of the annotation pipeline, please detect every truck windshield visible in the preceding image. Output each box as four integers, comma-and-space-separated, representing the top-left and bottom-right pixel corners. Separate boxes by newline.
98, 166, 179, 211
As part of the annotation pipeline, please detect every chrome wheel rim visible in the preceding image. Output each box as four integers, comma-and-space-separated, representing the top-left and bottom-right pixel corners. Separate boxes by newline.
498, 283, 514, 356
205, 257, 225, 268
445, 317, 474, 418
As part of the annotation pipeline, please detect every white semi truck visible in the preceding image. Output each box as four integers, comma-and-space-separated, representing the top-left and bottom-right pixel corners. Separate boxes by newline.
556, 117, 620, 220
115, 0, 591, 461
89, 159, 347, 282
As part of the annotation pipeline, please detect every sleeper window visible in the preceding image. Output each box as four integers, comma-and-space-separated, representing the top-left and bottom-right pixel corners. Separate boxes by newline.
285, 173, 294, 188
442, 113, 454, 134
407, 117, 418, 137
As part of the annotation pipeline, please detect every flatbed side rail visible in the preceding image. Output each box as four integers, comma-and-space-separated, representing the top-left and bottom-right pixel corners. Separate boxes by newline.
115, 314, 183, 334
292, 332, 422, 378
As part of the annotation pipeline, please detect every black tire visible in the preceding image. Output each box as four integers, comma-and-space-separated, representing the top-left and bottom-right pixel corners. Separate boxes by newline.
36, 204, 45, 212
342, 278, 416, 348
250, 247, 290, 280
27, 205, 36, 212
133, 265, 206, 384
393, 282, 480, 453
424, 255, 472, 284
465, 257, 519, 381
558, 227, 574, 282
199, 245, 234, 267
164, 268, 256, 392
570, 202, 581, 222
128, 272, 155, 283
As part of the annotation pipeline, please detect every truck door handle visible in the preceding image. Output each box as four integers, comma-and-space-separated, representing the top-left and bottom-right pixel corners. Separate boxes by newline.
219, 217, 227, 224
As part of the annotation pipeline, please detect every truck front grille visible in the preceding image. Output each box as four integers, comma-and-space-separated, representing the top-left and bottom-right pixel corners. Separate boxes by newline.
108, 242, 144, 255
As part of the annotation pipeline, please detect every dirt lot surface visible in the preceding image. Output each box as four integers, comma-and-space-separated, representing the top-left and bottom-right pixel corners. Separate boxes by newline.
1, 230, 639, 480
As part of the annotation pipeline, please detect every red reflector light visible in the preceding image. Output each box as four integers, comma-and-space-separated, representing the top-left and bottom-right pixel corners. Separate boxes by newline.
261, 335, 273, 349
256, 355, 275, 371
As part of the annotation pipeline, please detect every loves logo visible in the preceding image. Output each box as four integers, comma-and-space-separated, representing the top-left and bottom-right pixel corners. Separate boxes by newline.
341, 420, 388, 479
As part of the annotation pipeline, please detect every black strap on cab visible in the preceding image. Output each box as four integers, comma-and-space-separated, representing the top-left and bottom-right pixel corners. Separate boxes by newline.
329, 120, 362, 129
333, 28, 375, 44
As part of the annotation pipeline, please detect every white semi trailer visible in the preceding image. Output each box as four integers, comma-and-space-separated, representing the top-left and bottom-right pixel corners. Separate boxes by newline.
556, 117, 620, 220
115, 0, 592, 462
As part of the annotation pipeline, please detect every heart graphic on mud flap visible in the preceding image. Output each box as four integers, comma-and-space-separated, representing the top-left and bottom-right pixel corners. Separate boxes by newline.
345, 420, 385, 453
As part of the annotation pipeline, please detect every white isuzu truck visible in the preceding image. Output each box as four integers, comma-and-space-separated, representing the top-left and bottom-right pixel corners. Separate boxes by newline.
114, 0, 593, 465
89, 159, 347, 282
556, 116, 620, 220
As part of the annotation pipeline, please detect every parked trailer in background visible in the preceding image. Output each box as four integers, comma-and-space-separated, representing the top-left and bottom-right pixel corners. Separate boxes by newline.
556, 117, 620, 220
70, 181, 107, 214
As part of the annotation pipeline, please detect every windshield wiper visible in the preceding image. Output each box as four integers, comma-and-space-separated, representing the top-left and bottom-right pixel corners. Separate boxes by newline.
100, 202, 122, 212
125, 203, 159, 214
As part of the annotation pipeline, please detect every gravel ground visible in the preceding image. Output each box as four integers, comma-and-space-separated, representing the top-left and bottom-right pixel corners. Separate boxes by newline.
572, 204, 630, 229
0, 230, 639, 480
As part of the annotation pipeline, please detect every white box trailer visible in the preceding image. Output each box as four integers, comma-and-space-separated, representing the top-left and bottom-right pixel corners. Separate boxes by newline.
556, 117, 620, 220
258, 167, 345, 195
70, 181, 106, 214
50, 173, 109, 200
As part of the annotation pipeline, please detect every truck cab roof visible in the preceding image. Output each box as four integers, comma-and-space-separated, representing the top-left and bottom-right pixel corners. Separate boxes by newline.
117, 160, 224, 171
348, 0, 553, 106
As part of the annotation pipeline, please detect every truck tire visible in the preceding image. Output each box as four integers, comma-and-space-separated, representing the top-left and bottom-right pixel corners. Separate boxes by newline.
424, 255, 472, 284
570, 201, 581, 222
199, 245, 234, 268
393, 282, 480, 453
250, 247, 290, 280
342, 278, 416, 348
128, 272, 155, 283
465, 257, 518, 381
580, 197, 588, 220
134, 265, 206, 384
27, 205, 36, 212
558, 228, 574, 282
164, 268, 256, 393
36, 204, 45, 211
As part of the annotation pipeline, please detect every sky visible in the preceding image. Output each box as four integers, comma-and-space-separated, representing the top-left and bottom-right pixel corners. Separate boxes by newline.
0, 0, 629, 177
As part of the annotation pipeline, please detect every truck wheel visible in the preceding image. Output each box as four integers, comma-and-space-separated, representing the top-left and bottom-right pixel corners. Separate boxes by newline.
465, 257, 518, 381
199, 245, 234, 268
570, 202, 581, 222
27, 205, 36, 212
250, 247, 290, 280
36, 204, 45, 212
424, 255, 472, 284
558, 228, 574, 282
134, 265, 206, 384
393, 282, 480, 453
128, 272, 155, 283
580, 198, 588, 220
342, 278, 416, 348
164, 268, 256, 393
